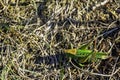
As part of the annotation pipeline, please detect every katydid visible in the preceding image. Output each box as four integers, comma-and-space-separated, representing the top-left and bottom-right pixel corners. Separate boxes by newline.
64, 41, 109, 66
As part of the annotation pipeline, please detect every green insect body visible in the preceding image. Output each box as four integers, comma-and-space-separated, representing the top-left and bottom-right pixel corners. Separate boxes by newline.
64, 49, 108, 66
64, 42, 108, 66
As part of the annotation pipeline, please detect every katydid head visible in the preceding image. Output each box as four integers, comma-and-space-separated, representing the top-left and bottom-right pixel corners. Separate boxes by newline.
64, 49, 77, 55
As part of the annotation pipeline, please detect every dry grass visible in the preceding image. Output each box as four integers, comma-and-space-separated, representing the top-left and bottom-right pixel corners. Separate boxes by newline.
0, 0, 120, 80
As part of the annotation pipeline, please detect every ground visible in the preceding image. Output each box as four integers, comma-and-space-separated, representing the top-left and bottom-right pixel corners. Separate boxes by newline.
0, 0, 120, 80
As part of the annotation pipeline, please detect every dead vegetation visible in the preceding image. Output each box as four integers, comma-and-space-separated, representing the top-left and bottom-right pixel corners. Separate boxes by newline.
0, 0, 120, 80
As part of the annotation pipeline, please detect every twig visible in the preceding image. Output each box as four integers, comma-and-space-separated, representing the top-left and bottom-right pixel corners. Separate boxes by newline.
92, 0, 110, 10
112, 67, 120, 76
70, 60, 112, 77
109, 56, 119, 80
